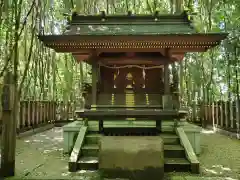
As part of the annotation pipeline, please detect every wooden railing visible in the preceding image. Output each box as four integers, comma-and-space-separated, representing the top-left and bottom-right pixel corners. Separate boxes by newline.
3, 98, 238, 135
55, 101, 77, 121
0, 100, 79, 133
188, 101, 240, 134
18, 101, 56, 130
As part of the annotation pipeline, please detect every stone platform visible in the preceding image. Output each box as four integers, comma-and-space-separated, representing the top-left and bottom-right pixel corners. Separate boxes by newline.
99, 136, 164, 180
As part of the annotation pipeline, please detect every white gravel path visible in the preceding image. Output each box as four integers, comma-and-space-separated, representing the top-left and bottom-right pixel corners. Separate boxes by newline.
1, 127, 239, 180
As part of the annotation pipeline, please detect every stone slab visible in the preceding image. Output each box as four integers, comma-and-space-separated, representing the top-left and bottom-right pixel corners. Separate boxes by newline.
63, 121, 84, 132
63, 121, 83, 154
180, 123, 201, 155
99, 136, 164, 180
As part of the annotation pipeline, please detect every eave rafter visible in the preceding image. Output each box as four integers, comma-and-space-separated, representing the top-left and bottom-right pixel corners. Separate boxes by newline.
39, 34, 227, 53
46, 42, 216, 53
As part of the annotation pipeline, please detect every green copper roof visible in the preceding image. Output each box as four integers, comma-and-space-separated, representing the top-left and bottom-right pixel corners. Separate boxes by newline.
64, 11, 196, 36
64, 24, 195, 35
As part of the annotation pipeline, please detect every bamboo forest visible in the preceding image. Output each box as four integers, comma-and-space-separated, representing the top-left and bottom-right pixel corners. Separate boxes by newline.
0, 0, 239, 180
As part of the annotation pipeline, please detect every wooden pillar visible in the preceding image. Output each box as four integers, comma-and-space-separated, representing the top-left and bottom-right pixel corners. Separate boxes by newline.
164, 63, 170, 95
91, 60, 97, 106
91, 60, 102, 132
1, 72, 16, 177
163, 60, 173, 109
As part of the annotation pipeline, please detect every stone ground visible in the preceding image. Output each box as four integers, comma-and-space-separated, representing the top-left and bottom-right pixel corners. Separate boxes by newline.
0, 127, 239, 180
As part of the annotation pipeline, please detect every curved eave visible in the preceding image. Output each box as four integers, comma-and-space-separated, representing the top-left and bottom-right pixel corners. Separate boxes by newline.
38, 33, 228, 53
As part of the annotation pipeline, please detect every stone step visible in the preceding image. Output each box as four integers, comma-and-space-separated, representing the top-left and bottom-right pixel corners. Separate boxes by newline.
85, 132, 179, 144
103, 127, 158, 136
161, 128, 175, 134
161, 134, 179, 145
85, 133, 101, 144
77, 156, 99, 170
77, 157, 191, 172
81, 144, 99, 157
164, 158, 191, 172
164, 144, 185, 158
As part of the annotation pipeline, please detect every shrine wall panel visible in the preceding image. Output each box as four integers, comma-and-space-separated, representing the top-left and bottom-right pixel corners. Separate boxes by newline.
99, 66, 164, 94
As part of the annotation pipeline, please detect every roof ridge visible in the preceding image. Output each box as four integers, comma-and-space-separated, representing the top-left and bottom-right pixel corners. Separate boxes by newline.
71, 11, 189, 23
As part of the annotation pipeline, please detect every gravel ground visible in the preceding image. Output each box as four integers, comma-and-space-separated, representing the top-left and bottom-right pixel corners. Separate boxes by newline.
1, 127, 240, 180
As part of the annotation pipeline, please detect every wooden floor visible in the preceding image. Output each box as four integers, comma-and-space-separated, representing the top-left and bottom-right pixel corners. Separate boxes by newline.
1, 127, 240, 180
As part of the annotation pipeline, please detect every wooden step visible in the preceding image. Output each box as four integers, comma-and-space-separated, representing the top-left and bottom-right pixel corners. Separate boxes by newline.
81, 144, 99, 157
85, 133, 101, 144
164, 158, 191, 172
164, 145, 185, 158
77, 156, 98, 170
161, 134, 179, 145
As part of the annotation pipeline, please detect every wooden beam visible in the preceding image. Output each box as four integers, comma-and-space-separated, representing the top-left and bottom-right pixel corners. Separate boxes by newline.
41, 33, 227, 43
75, 109, 188, 120
99, 56, 173, 65
176, 127, 200, 174
0, 72, 16, 177
69, 126, 88, 172
72, 54, 90, 62
96, 48, 168, 53
56, 47, 210, 53
100, 60, 162, 65
170, 48, 206, 53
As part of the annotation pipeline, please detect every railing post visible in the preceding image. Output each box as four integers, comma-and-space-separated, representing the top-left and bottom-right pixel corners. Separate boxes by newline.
236, 99, 240, 135
32, 100, 36, 126
19, 101, 23, 129
225, 101, 229, 129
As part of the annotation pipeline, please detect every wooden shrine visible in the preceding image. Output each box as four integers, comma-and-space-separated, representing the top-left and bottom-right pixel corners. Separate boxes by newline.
39, 11, 227, 130
39, 11, 227, 177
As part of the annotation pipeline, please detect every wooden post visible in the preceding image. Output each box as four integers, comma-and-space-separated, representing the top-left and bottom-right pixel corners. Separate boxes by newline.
43, 101, 46, 123
53, 101, 56, 121
19, 101, 23, 129
220, 101, 224, 128
212, 101, 215, 128
51, 101, 54, 122
225, 101, 229, 129
91, 60, 97, 106
216, 101, 219, 127
46, 101, 49, 122
236, 99, 240, 134
36, 101, 39, 126
30, 101, 34, 126
40, 101, 43, 124
30, 101, 33, 126
229, 101, 233, 129
164, 63, 170, 95
92, 60, 101, 130
163, 63, 173, 110
27, 100, 30, 127
0, 72, 16, 177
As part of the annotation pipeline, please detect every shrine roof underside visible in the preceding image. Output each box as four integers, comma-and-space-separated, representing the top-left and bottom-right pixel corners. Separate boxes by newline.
38, 11, 227, 54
